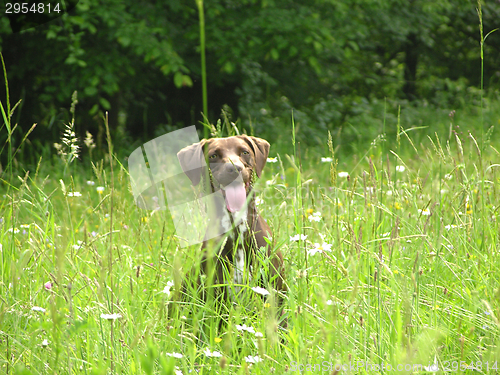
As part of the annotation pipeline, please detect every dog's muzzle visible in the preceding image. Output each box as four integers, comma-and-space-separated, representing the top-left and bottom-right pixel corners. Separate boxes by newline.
211, 162, 250, 213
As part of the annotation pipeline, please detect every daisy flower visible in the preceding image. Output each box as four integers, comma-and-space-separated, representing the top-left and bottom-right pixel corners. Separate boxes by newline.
418, 208, 431, 216
203, 348, 222, 358
100, 313, 122, 320
165, 352, 183, 359
308, 242, 332, 256
236, 324, 256, 334
245, 355, 263, 363
290, 234, 307, 241
308, 212, 322, 222
236, 324, 264, 337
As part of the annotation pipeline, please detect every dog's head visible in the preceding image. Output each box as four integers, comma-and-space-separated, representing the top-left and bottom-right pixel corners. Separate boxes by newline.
177, 135, 270, 212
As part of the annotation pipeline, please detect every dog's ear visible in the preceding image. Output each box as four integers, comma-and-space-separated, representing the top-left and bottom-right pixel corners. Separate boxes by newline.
239, 136, 270, 178
177, 139, 209, 186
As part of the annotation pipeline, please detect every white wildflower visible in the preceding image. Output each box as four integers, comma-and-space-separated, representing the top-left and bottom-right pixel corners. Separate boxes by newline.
236, 324, 256, 334
165, 352, 183, 359
245, 355, 263, 363
203, 348, 222, 358
162, 281, 175, 296
418, 208, 431, 216
100, 313, 122, 320
290, 234, 307, 241
308, 212, 322, 222
72, 240, 84, 250
308, 242, 332, 256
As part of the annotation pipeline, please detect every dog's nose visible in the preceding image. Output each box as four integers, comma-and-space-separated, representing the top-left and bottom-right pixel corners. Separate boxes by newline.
225, 162, 243, 174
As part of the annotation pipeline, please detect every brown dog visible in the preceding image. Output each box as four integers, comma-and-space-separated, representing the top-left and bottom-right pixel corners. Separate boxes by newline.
177, 135, 286, 319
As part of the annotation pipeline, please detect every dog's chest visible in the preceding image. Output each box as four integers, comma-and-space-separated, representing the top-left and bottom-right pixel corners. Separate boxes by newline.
226, 210, 251, 298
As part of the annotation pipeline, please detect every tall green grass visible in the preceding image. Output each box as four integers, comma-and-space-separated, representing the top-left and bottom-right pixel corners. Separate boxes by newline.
1, 96, 500, 373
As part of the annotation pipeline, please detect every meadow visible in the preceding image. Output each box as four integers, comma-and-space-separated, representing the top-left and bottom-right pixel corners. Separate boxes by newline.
2, 95, 500, 375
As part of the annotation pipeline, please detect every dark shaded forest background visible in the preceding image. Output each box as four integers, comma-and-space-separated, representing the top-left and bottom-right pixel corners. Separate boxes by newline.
0, 0, 499, 164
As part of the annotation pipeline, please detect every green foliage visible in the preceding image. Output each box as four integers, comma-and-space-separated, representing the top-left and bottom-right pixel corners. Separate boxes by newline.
1, 0, 499, 151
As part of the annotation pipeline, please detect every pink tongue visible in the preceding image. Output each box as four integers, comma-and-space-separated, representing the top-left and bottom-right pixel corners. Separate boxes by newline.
223, 182, 247, 212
